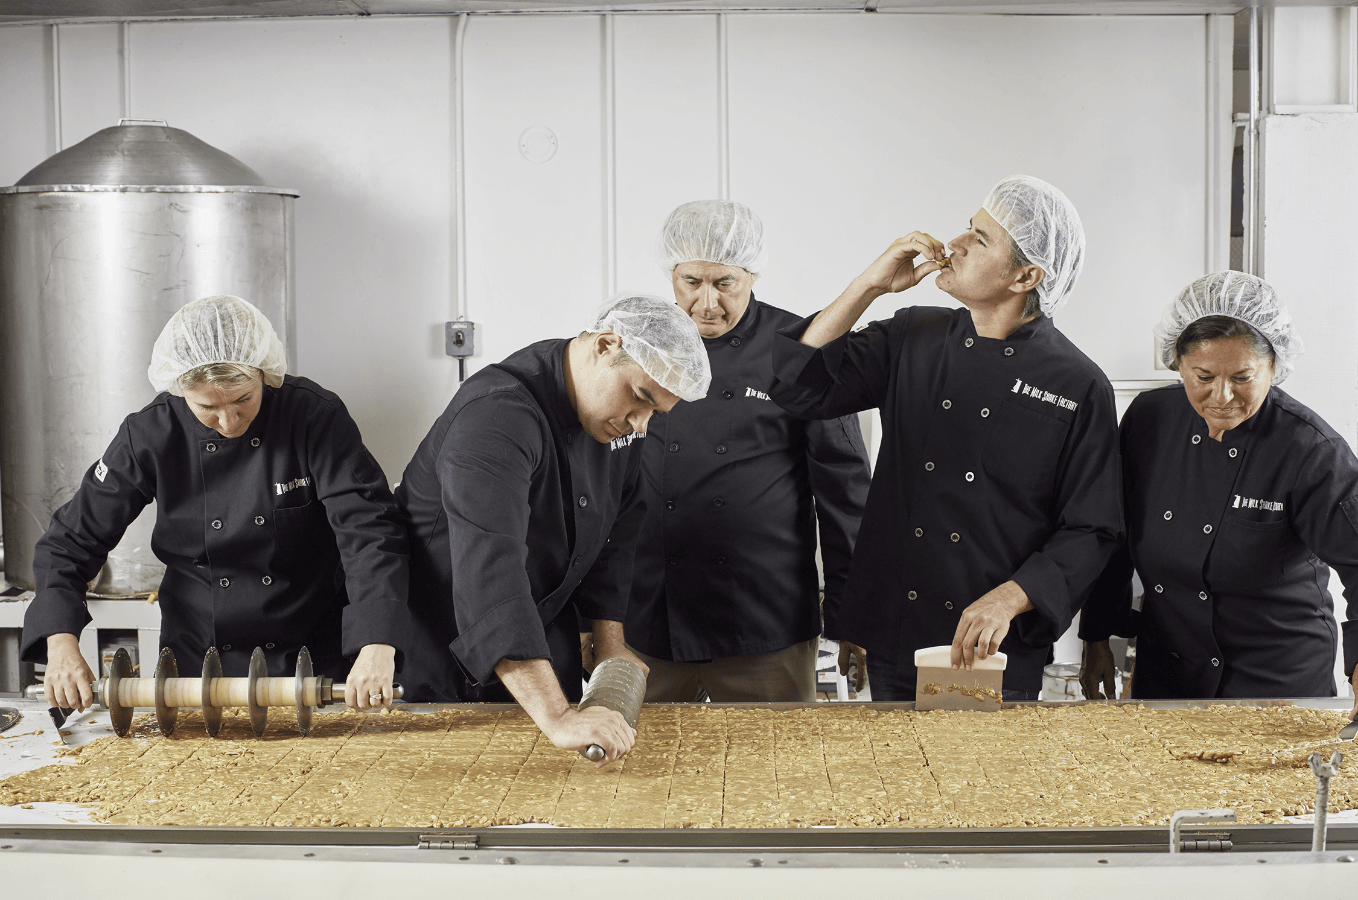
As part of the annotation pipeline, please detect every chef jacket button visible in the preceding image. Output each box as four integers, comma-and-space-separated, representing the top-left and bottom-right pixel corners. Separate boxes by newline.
950, 533, 960, 542
729, 337, 742, 347
668, 557, 678, 566
219, 577, 230, 588
206, 443, 217, 452
222, 644, 232, 651
669, 443, 680, 452
211, 519, 222, 529
1004, 347, 1014, 356
965, 338, 974, 348
715, 445, 727, 454
572, 557, 581, 567
1199, 591, 1208, 600
1229, 448, 1238, 458
1191, 435, 1201, 445
1203, 524, 1213, 534
716, 556, 727, 565
942, 400, 952, 409
666, 500, 676, 511
713, 498, 725, 508
1211, 658, 1220, 667
965, 471, 975, 482
907, 590, 918, 600
1170, 651, 1179, 659
914, 527, 923, 537
262, 576, 272, 585
925, 461, 935, 471
722, 390, 733, 399
578, 496, 588, 508
254, 515, 265, 525
1154, 584, 1164, 593
945, 601, 954, 610
980, 408, 990, 418
265, 642, 276, 649
250, 437, 260, 447
1163, 511, 1173, 520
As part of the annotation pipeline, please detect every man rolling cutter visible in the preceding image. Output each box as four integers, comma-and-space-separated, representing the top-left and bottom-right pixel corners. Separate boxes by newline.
769, 176, 1123, 700
621, 200, 871, 701
396, 293, 710, 763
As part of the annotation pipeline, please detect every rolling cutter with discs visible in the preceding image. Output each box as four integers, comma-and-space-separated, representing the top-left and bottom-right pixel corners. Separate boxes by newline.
84, 645, 402, 738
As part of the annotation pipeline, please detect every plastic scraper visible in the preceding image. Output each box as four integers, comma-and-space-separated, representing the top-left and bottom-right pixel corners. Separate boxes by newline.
577, 657, 647, 762
914, 645, 1007, 712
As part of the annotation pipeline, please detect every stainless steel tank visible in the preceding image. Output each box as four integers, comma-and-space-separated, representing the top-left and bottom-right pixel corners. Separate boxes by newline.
0, 119, 298, 593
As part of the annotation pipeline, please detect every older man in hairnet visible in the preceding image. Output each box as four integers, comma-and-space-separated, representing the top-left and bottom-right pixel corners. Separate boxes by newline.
396, 293, 710, 763
613, 200, 871, 702
770, 176, 1123, 701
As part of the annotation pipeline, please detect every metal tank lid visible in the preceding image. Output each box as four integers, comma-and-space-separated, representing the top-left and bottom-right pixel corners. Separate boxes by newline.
0, 119, 299, 196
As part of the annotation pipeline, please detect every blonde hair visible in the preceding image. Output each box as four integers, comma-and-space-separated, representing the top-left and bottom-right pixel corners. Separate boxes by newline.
176, 363, 281, 394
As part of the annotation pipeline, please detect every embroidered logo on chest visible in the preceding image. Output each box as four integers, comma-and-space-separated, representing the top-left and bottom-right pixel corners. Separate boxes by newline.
610, 432, 643, 451
1010, 378, 1078, 412
745, 387, 772, 401
1233, 494, 1284, 512
275, 476, 312, 496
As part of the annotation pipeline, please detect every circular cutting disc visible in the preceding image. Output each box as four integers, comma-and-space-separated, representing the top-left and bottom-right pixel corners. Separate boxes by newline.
295, 646, 313, 737
154, 647, 178, 736
202, 647, 223, 737
108, 647, 134, 737
247, 646, 268, 737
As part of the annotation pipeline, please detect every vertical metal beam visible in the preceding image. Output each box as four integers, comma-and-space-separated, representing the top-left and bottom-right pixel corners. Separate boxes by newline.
1243, 5, 1259, 276
717, 13, 730, 201
50, 24, 63, 153
1204, 15, 1232, 275
603, 13, 617, 296
121, 21, 133, 119
453, 13, 469, 322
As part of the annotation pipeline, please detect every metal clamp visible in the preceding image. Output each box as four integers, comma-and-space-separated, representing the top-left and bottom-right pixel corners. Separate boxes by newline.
1310, 749, 1345, 852
1169, 808, 1236, 853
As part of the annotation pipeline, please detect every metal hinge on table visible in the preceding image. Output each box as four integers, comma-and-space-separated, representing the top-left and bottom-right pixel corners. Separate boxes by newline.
418, 833, 480, 851
1178, 832, 1234, 852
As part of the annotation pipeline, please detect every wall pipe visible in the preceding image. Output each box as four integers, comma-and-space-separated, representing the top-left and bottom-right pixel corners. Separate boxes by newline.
603, 13, 617, 296
1244, 4, 1259, 276
717, 12, 730, 201
453, 12, 468, 321
50, 24, 63, 152
121, 21, 132, 119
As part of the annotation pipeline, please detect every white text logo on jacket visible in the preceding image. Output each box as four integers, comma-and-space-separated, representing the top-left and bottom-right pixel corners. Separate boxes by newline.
275, 476, 312, 496
745, 387, 772, 401
1011, 378, 1079, 412
610, 432, 644, 452
1233, 494, 1284, 512
94, 458, 109, 482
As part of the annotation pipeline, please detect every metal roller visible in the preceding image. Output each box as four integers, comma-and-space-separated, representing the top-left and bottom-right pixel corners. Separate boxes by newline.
87, 646, 403, 738
578, 656, 647, 763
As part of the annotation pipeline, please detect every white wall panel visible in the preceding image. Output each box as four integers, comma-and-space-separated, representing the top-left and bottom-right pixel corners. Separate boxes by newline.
0, 26, 55, 184
57, 24, 123, 147
727, 14, 1214, 380
614, 13, 722, 296
462, 15, 604, 368
128, 17, 456, 481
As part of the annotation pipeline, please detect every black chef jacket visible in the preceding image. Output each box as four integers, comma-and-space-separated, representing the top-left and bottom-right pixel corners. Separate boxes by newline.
626, 297, 870, 661
21, 376, 409, 678
770, 306, 1123, 692
1080, 385, 1358, 698
395, 339, 646, 702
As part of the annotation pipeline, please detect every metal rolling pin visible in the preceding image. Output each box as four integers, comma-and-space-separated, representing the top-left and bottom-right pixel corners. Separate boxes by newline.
84, 645, 402, 738
577, 656, 647, 763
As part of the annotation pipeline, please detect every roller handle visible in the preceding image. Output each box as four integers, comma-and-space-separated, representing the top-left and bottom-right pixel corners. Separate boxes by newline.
324, 682, 404, 705
583, 744, 606, 763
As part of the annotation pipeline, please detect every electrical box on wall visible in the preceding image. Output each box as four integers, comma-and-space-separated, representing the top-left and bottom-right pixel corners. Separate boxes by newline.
446, 320, 475, 382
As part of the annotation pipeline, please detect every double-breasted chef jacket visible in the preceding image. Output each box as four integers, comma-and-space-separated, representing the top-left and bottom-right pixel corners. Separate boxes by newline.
770, 306, 1124, 693
626, 297, 871, 662
21, 376, 410, 678
395, 339, 646, 703
1080, 385, 1358, 699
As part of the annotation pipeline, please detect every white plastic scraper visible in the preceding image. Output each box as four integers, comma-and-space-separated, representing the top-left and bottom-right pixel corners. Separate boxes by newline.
914, 645, 1007, 712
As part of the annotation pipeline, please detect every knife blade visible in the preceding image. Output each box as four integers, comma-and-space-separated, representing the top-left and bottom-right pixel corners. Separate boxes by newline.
1340, 714, 1358, 742
48, 706, 73, 744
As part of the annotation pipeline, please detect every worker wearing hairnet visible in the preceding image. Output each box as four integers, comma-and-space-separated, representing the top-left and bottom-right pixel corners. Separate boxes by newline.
770, 176, 1123, 700
613, 200, 870, 701
25, 295, 409, 712
1081, 273, 1358, 711
395, 293, 709, 764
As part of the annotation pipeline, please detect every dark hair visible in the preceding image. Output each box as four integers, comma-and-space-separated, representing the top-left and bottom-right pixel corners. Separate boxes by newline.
1171, 315, 1275, 371
1007, 237, 1042, 319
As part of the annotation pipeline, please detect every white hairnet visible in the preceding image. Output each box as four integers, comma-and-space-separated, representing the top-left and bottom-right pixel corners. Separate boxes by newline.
148, 295, 287, 395
982, 175, 1085, 317
591, 291, 711, 402
1153, 271, 1301, 385
657, 199, 768, 275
